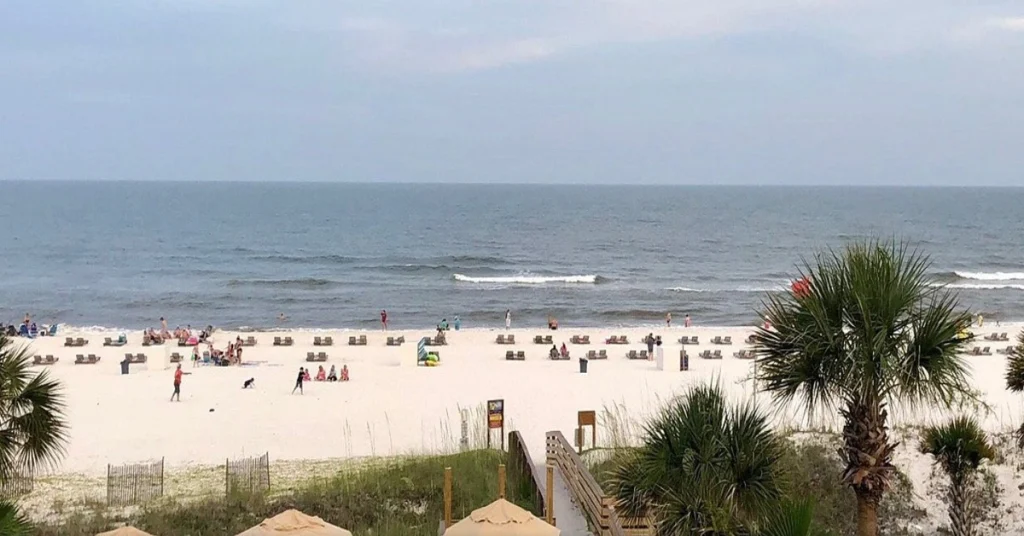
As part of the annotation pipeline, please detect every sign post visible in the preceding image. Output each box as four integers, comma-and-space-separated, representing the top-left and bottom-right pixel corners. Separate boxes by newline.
576, 410, 596, 454
487, 399, 505, 450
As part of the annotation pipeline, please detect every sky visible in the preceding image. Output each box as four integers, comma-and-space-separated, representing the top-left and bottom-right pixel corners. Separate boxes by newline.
0, 1, 1022, 185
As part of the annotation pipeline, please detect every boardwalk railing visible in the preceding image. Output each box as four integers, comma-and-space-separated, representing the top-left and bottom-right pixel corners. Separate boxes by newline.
507, 431, 548, 518
107, 458, 164, 506
226, 452, 271, 496
546, 431, 629, 536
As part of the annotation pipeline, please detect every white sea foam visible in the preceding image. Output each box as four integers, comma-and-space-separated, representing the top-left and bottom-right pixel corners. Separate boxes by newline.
939, 283, 1024, 291
954, 271, 1024, 281
453, 273, 598, 284
665, 284, 786, 293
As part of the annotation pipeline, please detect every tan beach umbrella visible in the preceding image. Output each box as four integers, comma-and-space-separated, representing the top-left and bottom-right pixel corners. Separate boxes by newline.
235, 509, 353, 536
444, 498, 560, 536
96, 527, 157, 536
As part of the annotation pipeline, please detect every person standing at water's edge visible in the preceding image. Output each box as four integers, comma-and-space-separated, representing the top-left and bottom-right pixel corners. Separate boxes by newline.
380, 309, 388, 331
292, 367, 305, 394
666, 312, 672, 327
170, 364, 190, 402
505, 309, 511, 330
684, 314, 692, 328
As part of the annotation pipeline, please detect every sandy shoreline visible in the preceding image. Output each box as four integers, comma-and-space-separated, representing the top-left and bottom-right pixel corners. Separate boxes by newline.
11, 323, 1024, 530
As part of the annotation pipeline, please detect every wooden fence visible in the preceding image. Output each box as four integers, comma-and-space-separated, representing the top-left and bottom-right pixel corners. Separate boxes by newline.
507, 431, 548, 518
107, 458, 164, 506
226, 452, 271, 496
546, 431, 640, 536
0, 472, 33, 499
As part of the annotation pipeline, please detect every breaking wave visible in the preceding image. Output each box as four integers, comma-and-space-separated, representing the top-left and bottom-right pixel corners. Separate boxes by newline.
453, 274, 601, 284
953, 271, 1024, 281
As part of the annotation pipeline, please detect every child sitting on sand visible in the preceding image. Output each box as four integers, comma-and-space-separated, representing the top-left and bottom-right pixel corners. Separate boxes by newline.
303, 368, 312, 382
340, 365, 350, 382
327, 365, 338, 382
315, 366, 326, 381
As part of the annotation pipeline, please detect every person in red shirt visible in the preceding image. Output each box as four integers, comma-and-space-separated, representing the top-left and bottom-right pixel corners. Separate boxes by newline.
170, 364, 191, 402
380, 310, 388, 331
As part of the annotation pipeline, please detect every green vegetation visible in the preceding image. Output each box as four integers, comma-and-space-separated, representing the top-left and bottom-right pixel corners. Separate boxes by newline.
1004, 329, 1024, 448
919, 417, 996, 536
607, 382, 788, 534
37, 449, 535, 536
0, 333, 69, 535
755, 240, 974, 536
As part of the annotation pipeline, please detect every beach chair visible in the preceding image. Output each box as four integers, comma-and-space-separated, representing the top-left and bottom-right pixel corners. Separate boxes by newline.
323, 336, 333, 346
543, 335, 553, 344
103, 337, 114, 347
44, 355, 58, 365
746, 334, 757, 344
980, 346, 992, 355
306, 352, 316, 362
387, 337, 397, 346
130, 353, 146, 364
1000, 333, 1010, 341
968, 347, 983, 356
505, 350, 515, 360
699, 350, 712, 359
65, 337, 74, 347
570, 335, 583, 344
76, 338, 88, 346
534, 335, 545, 344
711, 350, 722, 359
313, 337, 323, 346
357, 335, 367, 346
604, 336, 617, 344
496, 334, 506, 344
86, 354, 100, 364
710, 336, 723, 345
74, 354, 86, 364
680, 336, 698, 345
348, 336, 358, 346
32, 355, 43, 365
284, 336, 295, 346
396, 336, 405, 344
626, 350, 639, 359
722, 336, 732, 345
244, 336, 257, 346
997, 346, 1015, 355
317, 352, 328, 361
596, 349, 608, 360
733, 350, 753, 359
274, 337, 284, 346
984, 333, 999, 341
586, 350, 597, 359
639, 350, 649, 359
506, 351, 525, 361
170, 352, 183, 363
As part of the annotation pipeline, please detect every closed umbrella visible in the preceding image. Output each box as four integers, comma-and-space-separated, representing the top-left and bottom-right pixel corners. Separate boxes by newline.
235, 509, 353, 536
444, 499, 560, 536
96, 527, 156, 536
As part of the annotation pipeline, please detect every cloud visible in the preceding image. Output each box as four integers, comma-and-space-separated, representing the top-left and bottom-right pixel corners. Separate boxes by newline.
990, 17, 1024, 32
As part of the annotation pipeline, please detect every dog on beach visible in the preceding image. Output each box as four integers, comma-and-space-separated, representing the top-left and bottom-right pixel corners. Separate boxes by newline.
243, 378, 255, 389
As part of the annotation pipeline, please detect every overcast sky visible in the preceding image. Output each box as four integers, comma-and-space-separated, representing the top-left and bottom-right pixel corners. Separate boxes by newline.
1, 1, 1022, 185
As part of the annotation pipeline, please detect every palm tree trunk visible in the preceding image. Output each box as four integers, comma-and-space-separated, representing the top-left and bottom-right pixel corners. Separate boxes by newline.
855, 493, 879, 536
841, 399, 896, 536
949, 475, 973, 536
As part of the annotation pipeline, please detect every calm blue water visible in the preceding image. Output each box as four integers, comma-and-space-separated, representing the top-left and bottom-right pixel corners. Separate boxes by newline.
1, 182, 1022, 330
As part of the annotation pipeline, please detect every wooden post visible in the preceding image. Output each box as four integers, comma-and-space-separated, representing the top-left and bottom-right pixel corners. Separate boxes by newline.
498, 464, 506, 499
545, 464, 554, 525
444, 467, 453, 529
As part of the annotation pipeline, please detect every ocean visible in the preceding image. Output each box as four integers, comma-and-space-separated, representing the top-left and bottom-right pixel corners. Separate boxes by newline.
1, 182, 1022, 331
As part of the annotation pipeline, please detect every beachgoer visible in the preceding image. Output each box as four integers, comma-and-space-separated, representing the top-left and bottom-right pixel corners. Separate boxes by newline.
977, 314, 984, 327
315, 366, 326, 381
440, 318, 449, 331
170, 364, 190, 402
292, 367, 305, 394
646, 333, 655, 355
278, 313, 287, 323
454, 315, 461, 331
340, 365, 349, 382
243, 378, 255, 389
505, 310, 511, 330
666, 312, 672, 327
684, 314, 692, 328
192, 346, 200, 367
548, 317, 558, 330
327, 365, 338, 382
549, 345, 559, 359
560, 342, 568, 358
381, 310, 388, 331
24, 313, 30, 325
236, 345, 243, 364
160, 317, 170, 340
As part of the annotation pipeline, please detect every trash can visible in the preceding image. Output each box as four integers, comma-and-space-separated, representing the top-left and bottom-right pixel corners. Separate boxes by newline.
680, 353, 689, 371
579, 357, 588, 374
120, 359, 130, 375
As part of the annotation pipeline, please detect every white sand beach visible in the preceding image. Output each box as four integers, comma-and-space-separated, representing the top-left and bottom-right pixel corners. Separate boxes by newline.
13, 323, 1024, 531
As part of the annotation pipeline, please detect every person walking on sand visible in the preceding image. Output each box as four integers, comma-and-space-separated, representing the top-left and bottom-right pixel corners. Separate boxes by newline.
505, 309, 512, 330
380, 309, 388, 331
292, 367, 305, 394
170, 364, 190, 402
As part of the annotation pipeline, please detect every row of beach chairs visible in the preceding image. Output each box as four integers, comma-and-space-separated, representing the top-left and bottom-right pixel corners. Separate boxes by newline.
64, 337, 88, 347
984, 332, 1011, 342
533, 335, 554, 345
305, 352, 329, 362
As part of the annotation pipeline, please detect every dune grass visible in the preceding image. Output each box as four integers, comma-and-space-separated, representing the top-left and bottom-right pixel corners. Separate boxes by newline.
36, 449, 534, 536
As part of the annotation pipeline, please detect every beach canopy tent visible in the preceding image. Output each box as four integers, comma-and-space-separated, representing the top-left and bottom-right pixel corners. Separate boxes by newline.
96, 527, 157, 536
235, 509, 353, 536
444, 499, 560, 536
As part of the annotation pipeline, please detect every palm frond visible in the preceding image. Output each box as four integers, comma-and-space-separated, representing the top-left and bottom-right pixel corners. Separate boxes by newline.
919, 416, 995, 479
1006, 329, 1024, 392
757, 499, 824, 536
0, 500, 33, 536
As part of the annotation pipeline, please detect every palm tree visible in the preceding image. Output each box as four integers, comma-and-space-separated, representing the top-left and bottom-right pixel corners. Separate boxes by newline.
608, 381, 786, 535
1003, 329, 1024, 448
919, 416, 994, 536
755, 240, 974, 536
0, 333, 69, 533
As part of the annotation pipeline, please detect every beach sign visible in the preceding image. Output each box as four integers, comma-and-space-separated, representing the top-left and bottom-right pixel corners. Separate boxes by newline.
486, 399, 505, 449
